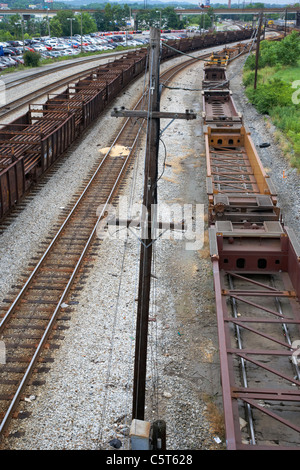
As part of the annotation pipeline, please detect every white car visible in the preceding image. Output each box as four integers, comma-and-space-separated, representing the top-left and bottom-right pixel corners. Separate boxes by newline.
60, 49, 73, 56
45, 41, 58, 48
33, 44, 47, 52
53, 44, 67, 51
49, 51, 61, 58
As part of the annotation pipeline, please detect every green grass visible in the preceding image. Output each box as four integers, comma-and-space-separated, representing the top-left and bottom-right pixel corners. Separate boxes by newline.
243, 40, 300, 170
268, 59, 300, 83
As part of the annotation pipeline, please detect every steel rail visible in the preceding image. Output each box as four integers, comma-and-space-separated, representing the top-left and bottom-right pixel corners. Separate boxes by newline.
228, 274, 256, 445
0, 51, 207, 438
0, 37, 256, 121
0, 50, 206, 120
0, 52, 204, 333
0, 93, 146, 436
225, 272, 300, 448
270, 276, 300, 381
3, 50, 129, 91
0, 115, 144, 437
0, 57, 135, 120
0, 39, 259, 439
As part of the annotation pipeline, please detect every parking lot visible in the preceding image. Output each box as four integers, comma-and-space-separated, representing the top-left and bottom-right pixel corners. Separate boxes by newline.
0, 31, 185, 71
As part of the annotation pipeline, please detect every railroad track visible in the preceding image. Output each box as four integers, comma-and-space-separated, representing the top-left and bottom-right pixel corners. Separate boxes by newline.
0, 35, 275, 443
0, 37, 255, 122
0, 96, 144, 438
0, 51, 139, 120
0, 52, 208, 439
3, 51, 128, 91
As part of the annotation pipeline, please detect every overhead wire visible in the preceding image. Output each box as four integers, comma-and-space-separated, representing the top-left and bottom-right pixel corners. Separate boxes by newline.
97, 29, 259, 448
161, 27, 258, 92
96, 47, 152, 450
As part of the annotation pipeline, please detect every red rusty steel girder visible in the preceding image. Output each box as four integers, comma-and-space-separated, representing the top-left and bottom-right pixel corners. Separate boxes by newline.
212, 261, 300, 449
204, 36, 300, 448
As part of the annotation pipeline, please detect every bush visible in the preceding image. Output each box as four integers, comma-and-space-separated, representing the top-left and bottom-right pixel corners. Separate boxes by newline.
244, 31, 300, 70
242, 70, 259, 87
246, 78, 293, 114
271, 106, 300, 134
23, 51, 41, 67
243, 32, 300, 169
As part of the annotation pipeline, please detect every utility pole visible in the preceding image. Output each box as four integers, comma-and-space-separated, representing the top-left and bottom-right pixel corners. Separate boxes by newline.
111, 27, 196, 429
254, 12, 263, 90
284, 8, 287, 37
132, 26, 160, 422
20, 18, 25, 53
80, 11, 83, 53
67, 17, 75, 41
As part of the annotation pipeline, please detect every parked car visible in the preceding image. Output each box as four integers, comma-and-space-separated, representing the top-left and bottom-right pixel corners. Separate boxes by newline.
61, 49, 74, 56
0, 60, 8, 70
13, 56, 24, 64
48, 51, 62, 58
0, 56, 18, 67
33, 44, 47, 52
6, 40, 23, 47
53, 44, 66, 51
3, 48, 17, 56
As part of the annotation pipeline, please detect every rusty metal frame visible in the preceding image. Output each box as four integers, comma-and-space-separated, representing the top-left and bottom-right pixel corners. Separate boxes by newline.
212, 262, 300, 449
208, 148, 259, 194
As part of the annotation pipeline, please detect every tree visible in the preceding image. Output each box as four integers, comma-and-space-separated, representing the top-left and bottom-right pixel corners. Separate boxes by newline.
53, 10, 80, 37
94, 10, 107, 32
195, 13, 213, 29
162, 7, 184, 29
23, 50, 41, 67
94, 4, 129, 32
49, 17, 63, 38
81, 12, 97, 34
136, 7, 185, 30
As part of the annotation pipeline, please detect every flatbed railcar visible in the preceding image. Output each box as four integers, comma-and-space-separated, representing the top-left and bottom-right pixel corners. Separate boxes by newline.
203, 51, 300, 449
0, 28, 254, 222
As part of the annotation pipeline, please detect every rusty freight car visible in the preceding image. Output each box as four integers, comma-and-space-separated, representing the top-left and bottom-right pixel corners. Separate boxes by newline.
202, 50, 300, 449
0, 28, 254, 221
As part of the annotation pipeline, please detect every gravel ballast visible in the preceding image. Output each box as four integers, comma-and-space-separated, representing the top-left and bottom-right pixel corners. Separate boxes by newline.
0, 42, 299, 451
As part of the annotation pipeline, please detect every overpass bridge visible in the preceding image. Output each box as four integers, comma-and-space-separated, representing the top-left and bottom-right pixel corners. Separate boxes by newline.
0, 7, 299, 17
0, 6, 299, 28
174, 7, 300, 16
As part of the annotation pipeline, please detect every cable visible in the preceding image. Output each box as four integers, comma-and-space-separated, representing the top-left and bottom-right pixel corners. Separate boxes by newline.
161, 30, 258, 94
162, 40, 208, 61
202, 28, 258, 91
96, 49, 152, 450
162, 84, 203, 92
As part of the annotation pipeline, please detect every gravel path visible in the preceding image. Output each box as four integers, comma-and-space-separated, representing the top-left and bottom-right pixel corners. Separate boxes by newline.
0, 40, 298, 451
